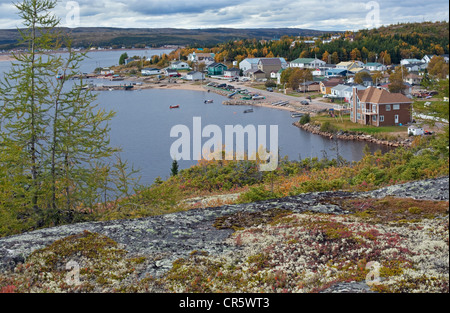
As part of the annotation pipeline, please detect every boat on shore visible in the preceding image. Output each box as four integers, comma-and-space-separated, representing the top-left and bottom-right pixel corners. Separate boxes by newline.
252, 95, 266, 100
291, 113, 304, 118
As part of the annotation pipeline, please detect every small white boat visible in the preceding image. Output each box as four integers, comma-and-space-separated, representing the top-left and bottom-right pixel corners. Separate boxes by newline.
204, 100, 214, 104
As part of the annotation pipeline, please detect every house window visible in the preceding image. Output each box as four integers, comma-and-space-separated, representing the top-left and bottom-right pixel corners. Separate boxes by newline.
380, 116, 385, 122
386, 105, 391, 111
393, 104, 400, 110
372, 115, 377, 122
357, 113, 361, 120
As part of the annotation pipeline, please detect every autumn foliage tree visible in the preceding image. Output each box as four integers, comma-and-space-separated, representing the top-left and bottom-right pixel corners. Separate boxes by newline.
428, 56, 450, 79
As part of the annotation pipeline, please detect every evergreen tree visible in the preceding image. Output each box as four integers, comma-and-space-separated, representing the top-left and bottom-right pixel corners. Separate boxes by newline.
0, 0, 133, 232
171, 159, 179, 177
119, 53, 129, 65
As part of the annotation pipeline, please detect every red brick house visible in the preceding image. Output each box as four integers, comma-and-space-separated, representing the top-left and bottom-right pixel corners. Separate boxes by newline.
350, 87, 413, 127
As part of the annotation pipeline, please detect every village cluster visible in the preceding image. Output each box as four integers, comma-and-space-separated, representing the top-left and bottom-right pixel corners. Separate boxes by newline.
107, 49, 447, 132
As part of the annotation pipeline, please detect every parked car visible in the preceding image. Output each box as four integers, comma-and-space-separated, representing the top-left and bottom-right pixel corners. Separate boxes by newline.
301, 100, 309, 105
267, 87, 274, 92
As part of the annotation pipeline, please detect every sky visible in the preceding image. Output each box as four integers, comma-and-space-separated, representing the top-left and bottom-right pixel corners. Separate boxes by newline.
0, 0, 449, 31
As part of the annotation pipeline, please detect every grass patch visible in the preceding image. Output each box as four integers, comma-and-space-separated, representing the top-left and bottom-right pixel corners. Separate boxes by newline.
311, 113, 408, 135
330, 197, 449, 224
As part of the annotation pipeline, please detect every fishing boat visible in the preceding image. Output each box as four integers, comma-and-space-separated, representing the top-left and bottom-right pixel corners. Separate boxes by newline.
244, 109, 254, 114
204, 100, 214, 104
170, 105, 180, 109
291, 113, 304, 118
123, 85, 134, 91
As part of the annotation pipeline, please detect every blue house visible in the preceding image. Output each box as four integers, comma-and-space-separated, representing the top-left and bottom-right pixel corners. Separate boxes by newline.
325, 69, 349, 77
207, 62, 228, 76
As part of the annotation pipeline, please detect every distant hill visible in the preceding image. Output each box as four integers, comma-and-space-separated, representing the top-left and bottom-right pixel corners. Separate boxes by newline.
0, 27, 341, 50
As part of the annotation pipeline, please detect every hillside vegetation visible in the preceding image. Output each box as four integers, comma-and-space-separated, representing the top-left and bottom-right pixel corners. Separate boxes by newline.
0, 27, 338, 50
173, 21, 449, 65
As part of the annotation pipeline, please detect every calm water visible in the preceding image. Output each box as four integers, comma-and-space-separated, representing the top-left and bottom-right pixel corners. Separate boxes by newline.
0, 49, 391, 186
95, 88, 390, 185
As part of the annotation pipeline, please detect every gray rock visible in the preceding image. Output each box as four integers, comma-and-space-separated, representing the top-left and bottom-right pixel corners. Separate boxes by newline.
0, 176, 448, 278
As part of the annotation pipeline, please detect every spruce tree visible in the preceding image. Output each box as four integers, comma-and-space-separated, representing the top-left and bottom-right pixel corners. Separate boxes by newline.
0, 0, 131, 232
171, 159, 179, 177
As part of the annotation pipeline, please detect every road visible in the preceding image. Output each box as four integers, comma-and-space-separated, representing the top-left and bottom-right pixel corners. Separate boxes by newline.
206, 77, 335, 114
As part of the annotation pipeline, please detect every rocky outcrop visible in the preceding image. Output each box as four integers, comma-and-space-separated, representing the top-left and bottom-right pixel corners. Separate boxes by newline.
0, 176, 447, 281
294, 122, 412, 147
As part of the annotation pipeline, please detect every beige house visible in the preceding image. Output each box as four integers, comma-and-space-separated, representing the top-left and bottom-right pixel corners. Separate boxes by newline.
246, 69, 266, 81
258, 58, 282, 78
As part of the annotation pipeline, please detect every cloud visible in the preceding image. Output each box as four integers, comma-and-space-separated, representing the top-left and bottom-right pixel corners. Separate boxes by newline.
0, 0, 448, 30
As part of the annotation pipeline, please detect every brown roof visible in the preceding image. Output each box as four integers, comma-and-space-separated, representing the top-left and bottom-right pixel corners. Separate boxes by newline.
322, 78, 343, 87
259, 58, 282, 66
357, 87, 412, 104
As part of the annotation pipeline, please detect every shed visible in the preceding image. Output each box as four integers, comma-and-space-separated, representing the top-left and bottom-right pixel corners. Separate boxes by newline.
408, 126, 425, 136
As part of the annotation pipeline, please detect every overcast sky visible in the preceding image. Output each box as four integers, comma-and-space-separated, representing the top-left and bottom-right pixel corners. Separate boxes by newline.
0, 0, 448, 31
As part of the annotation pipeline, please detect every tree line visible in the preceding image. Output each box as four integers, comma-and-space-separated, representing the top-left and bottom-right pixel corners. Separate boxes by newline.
169, 21, 449, 66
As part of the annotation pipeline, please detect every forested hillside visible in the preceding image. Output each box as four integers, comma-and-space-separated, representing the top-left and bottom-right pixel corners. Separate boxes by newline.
174, 21, 449, 65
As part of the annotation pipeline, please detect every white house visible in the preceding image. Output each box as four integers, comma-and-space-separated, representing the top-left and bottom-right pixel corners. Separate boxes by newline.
400, 59, 422, 65
289, 58, 326, 69
185, 71, 205, 81
343, 85, 366, 102
163, 68, 180, 77
239, 58, 260, 72
402, 63, 426, 72
141, 68, 161, 76
422, 55, 436, 63
170, 61, 190, 70
404, 73, 423, 85
331, 84, 366, 103
422, 54, 449, 64
330, 84, 350, 98
224, 68, 241, 79
100, 68, 114, 75
363, 62, 387, 72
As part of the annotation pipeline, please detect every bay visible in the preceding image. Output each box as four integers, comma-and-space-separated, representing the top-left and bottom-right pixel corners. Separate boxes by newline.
95, 88, 390, 186
0, 49, 391, 187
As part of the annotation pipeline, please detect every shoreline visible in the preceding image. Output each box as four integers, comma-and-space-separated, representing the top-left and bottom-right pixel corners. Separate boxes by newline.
0, 47, 176, 63
0, 55, 14, 62
293, 121, 412, 148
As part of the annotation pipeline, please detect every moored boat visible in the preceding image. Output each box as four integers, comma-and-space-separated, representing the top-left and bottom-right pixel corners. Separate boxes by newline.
170, 105, 180, 109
